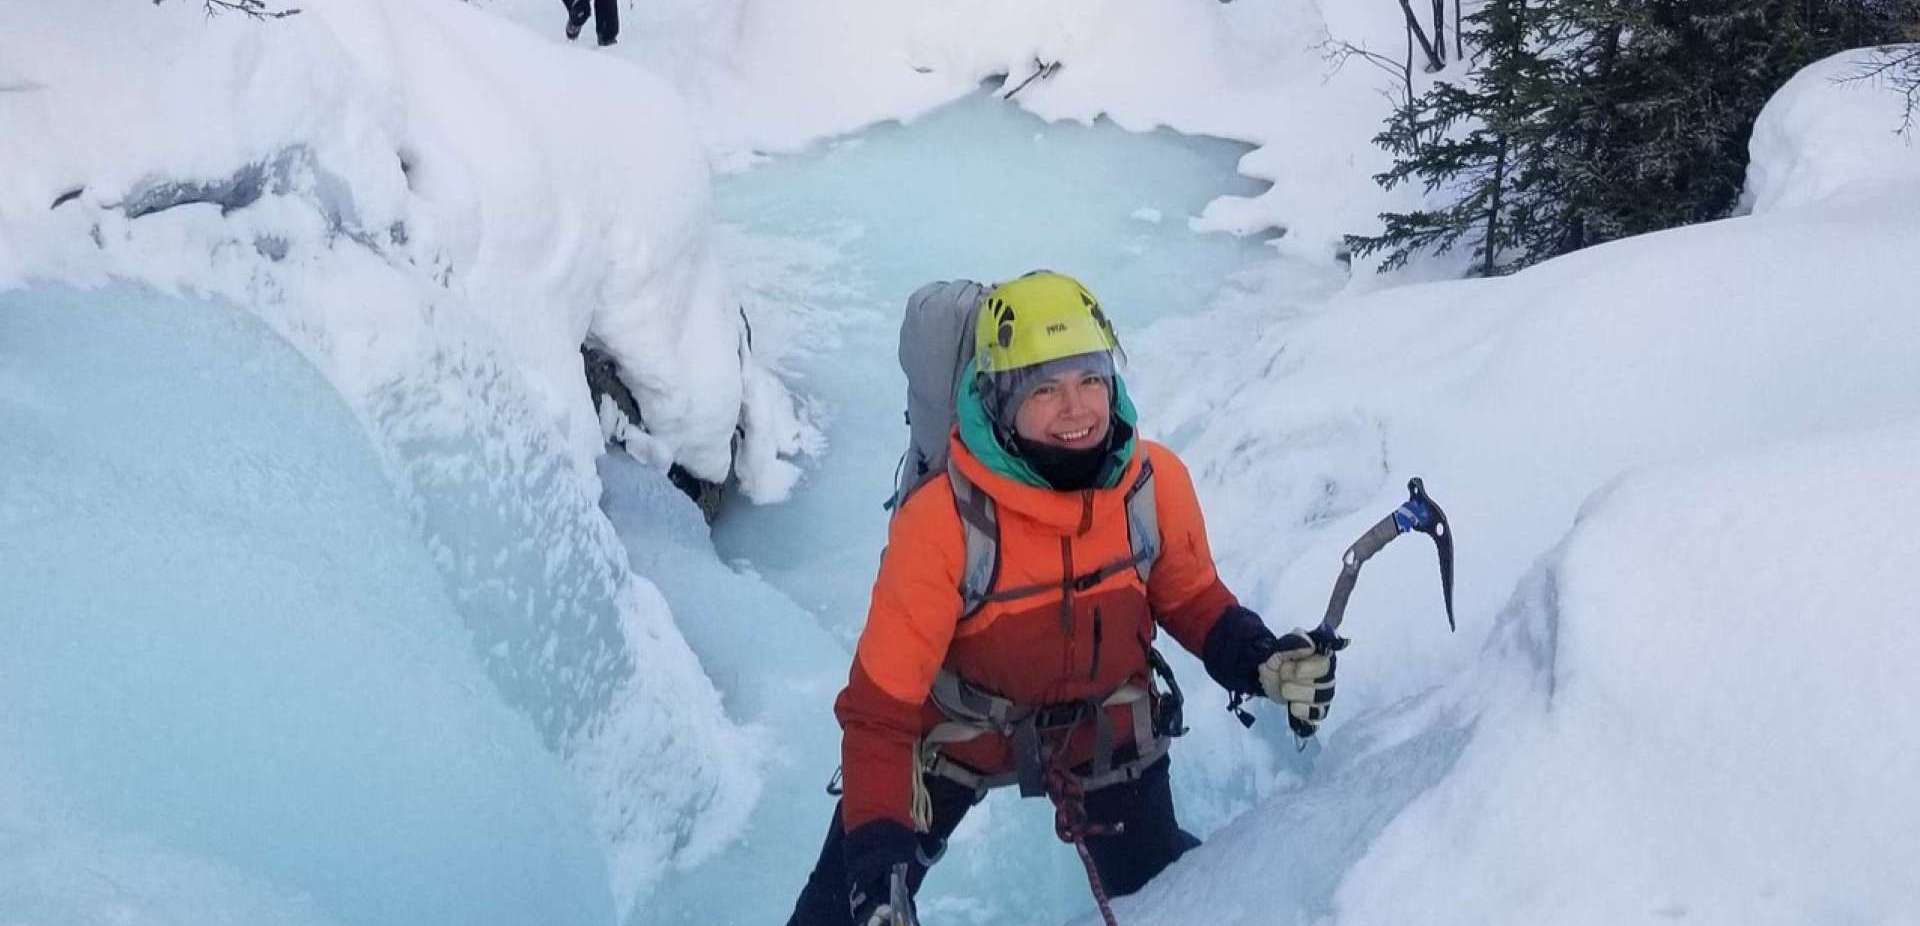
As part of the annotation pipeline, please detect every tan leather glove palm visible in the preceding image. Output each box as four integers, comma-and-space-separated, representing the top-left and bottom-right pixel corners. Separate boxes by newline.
1258, 630, 1337, 737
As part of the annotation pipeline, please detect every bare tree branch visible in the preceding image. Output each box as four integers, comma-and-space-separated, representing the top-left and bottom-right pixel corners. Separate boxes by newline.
1319, 37, 1413, 105
1395, 0, 1445, 72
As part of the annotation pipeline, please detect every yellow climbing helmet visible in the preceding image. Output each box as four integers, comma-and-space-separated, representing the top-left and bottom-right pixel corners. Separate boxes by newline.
974, 271, 1121, 374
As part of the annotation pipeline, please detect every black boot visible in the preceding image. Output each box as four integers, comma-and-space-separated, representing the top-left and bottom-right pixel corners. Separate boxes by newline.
562, 0, 589, 40
592, 0, 619, 46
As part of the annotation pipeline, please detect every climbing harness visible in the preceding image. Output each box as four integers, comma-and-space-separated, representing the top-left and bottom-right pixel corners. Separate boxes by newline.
911, 664, 1174, 816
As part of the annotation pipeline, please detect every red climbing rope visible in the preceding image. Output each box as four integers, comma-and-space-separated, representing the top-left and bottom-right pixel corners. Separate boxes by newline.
1046, 762, 1121, 926
1070, 833, 1119, 926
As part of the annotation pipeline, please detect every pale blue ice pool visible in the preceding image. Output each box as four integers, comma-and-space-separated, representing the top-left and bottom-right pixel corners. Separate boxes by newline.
712, 89, 1320, 643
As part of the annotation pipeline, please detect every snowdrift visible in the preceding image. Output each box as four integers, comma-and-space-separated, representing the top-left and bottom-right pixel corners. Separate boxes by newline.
1102, 48, 1920, 925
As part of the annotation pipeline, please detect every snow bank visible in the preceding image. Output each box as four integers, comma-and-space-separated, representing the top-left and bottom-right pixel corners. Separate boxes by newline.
480, 0, 1413, 262
1327, 424, 1920, 924
0, 284, 609, 926
1117, 423, 1920, 925
1134, 155, 1920, 726
1097, 52, 1920, 924
1743, 46, 1920, 214
0, 0, 795, 912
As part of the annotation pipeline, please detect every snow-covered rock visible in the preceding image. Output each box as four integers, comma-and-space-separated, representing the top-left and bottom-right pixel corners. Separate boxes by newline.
1743, 46, 1920, 214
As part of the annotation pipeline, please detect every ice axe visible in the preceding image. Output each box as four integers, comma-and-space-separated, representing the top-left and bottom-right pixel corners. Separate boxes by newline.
878, 863, 919, 926
1311, 477, 1454, 654
1230, 477, 1455, 729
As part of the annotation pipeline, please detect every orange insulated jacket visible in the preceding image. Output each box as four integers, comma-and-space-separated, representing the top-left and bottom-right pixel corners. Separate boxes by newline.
835, 433, 1238, 832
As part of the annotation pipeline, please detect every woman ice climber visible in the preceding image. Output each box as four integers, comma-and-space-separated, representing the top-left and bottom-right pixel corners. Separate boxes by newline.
787, 271, 1340, 925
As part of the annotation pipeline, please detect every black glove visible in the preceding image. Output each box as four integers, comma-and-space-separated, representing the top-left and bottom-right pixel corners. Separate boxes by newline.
845, 822, 919, 926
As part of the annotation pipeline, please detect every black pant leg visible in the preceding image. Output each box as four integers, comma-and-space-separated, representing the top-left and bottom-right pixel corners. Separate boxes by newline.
592, 0, 619, 44
786, 777, 982, 926
788, 802, 855, 926
1079, 756, 1199, 897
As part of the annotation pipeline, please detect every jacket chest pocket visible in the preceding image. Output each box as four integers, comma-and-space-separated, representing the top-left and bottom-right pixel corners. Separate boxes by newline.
1068, 587, 1152, 689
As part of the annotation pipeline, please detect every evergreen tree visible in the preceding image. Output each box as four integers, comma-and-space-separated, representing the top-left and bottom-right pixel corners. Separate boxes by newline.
1353, 0, 1920, 277
1348, 0, 1557, 275
1512, 0, 1635, 256
1593, 0, 1917, 236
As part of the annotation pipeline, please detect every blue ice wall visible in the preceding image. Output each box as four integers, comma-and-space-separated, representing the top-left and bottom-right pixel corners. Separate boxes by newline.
0, 284, 612, 926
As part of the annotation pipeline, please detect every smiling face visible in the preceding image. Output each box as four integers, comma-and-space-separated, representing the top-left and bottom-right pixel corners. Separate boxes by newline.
1012, 366, 1112, 450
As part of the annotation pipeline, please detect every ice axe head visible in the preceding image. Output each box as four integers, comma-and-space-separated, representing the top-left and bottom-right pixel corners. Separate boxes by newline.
1392, 478, 1455, 631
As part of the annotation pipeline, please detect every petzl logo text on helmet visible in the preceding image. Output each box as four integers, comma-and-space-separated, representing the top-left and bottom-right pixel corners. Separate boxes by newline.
1045, 322, 1069, 334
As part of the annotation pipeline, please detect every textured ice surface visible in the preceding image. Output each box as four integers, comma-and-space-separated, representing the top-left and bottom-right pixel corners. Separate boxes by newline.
0, 284, 610, 926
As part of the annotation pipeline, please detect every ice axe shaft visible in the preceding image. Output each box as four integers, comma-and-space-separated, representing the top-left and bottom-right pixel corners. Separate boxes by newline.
1311, 477, 1454, 653
884, 863, 918, 925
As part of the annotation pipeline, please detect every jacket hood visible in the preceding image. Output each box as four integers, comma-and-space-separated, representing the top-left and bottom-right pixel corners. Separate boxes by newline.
951, 374, 1141, 533
955, 370, 1138, 492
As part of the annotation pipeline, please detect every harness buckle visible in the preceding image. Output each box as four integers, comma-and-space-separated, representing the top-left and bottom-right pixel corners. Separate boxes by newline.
1028, 701, 1087, 730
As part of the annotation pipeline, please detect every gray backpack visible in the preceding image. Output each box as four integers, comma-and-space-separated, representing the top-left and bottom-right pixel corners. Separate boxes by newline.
887, 279, 989, 512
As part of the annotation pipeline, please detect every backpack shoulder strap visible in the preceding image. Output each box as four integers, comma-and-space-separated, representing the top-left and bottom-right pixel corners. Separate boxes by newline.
1124, 455, 1160, 585
951, 452, 1160, 615
947, 458, 999, 619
